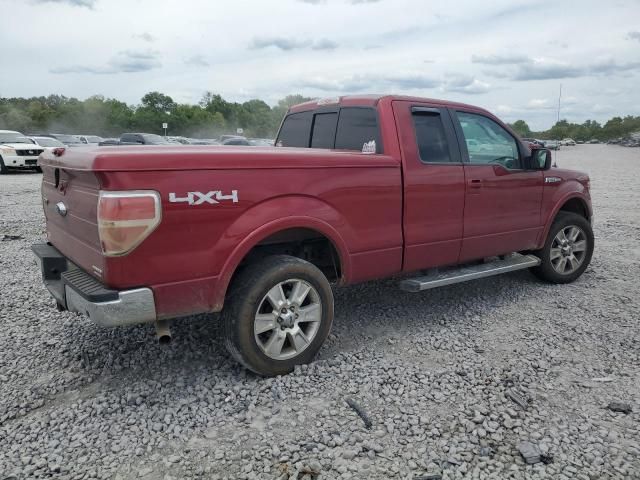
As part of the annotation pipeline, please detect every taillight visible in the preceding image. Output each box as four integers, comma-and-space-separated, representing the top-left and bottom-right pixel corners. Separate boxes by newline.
97, 190, 161, 256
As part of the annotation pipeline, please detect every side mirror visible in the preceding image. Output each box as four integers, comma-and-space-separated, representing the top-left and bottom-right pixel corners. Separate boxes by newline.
532, 148, 552, 170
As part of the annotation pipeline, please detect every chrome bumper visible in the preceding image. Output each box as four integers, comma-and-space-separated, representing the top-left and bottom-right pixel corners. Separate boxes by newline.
65, 286, 156, 327
32, 243, 157, 327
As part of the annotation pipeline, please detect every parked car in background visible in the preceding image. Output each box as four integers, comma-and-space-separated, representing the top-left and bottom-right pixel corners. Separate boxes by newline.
220, 134, 243, 143
521, 138, 545, 147
121, 133, 172, 145
30, 133, 84, 147
77, 135, 104, 145
560, 138, 576, 146
167, 136, 198, 145
29, 136, 65, 153
222, 136, 250, 146
0, 130, 44, 173
99, 133, 173, 146
588, 139, 600, 144
544, 140, 560, 150
248, 138, 275, 146
189, 138, 221, 145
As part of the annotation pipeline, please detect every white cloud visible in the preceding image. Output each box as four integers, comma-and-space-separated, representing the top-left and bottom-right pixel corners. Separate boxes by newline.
528, 98, 550, 108
3, 0, 640, 130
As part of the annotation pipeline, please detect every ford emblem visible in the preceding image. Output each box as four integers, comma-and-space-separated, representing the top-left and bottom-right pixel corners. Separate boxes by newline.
55, 202, 68, 217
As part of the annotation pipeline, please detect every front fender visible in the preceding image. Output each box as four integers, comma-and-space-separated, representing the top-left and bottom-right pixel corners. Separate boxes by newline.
212, 195, 353, 309
537, 180, 591, 248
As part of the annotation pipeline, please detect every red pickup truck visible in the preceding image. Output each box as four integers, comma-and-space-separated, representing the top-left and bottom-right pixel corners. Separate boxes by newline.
33, 95, 594, 376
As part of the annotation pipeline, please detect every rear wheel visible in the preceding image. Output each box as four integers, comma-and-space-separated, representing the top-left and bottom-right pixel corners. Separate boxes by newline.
222, 255, 334, 376
531, 212, 594, 283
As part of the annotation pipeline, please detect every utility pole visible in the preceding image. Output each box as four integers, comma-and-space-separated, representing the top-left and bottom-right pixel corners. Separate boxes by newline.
557, 83, 562, 124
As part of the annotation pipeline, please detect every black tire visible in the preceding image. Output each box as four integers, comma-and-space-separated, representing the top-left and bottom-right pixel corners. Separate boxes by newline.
222, 255, 334, 376
0, 157, 7, 175
35, 166, 43, 173
531, 212, 594, 283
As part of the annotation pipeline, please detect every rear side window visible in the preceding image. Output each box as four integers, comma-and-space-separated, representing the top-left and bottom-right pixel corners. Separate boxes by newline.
412, 112, 453, 163
310, 113, 338, 149
277, 111, 313, 147
335, 108, 381, 153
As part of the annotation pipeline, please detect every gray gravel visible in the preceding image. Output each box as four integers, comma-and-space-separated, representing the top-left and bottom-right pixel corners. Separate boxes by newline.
0, 144, 639, 479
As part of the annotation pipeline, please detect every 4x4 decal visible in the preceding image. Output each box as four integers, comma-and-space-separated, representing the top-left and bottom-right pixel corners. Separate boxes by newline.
169, 190, 238, 205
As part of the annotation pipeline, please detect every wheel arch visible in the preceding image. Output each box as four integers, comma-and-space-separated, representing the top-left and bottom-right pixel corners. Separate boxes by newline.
538, 193, 592, 249
558, 196, 590, 220
214, 215, 351, 312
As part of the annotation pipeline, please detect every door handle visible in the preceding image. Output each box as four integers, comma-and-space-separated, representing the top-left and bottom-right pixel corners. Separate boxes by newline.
469, 179, 482, 188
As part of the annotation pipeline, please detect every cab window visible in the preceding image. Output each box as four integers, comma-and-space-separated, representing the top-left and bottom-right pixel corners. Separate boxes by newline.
310, 112, 338, 149
276, 111, 313, 147
335, 108, 382, 153
456, 111, 521, 169
412, 111, 453, 163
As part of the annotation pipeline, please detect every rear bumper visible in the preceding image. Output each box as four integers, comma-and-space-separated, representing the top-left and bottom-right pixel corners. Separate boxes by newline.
31, 243, 156, 327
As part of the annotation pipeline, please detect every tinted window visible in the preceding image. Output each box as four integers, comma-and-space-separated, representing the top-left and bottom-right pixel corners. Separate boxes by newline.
311, 113, 338, 149
457, 112, 520, 169
120, 134, 139, 143
412, 112, 452, 163
277, 111, 313, 147
335, 108, 381, 153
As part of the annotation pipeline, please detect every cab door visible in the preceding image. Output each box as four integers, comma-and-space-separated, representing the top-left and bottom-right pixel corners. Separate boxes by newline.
450, 109, 544, 262
393, 101, 465, 272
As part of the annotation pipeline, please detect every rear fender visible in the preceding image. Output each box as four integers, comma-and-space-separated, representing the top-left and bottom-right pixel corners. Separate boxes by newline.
213, 195, 352, 309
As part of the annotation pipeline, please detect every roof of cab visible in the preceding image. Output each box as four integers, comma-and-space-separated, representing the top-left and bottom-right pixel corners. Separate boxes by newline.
288, 94, 490, 115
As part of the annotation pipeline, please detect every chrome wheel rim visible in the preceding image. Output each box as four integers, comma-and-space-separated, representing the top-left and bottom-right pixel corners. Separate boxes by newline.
254, 279, 322, 360
550, 225, 588, 274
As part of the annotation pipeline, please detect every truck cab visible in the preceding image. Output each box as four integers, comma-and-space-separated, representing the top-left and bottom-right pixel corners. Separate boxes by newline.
275, 95, 591, 272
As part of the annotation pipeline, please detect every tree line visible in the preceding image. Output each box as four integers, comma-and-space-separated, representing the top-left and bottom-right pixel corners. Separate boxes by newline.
1, 91, 639, 141
0, 92, 312, 139
509, 117, 640, 142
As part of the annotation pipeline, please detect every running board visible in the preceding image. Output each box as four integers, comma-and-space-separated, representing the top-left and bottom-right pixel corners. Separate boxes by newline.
399, 254, 541, 292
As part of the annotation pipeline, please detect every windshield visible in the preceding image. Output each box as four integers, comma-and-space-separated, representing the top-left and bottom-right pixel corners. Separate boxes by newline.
0, 132, 31, 144
34, 137, 64, 147
53, 134, 82, 144
143, 134, 171, 144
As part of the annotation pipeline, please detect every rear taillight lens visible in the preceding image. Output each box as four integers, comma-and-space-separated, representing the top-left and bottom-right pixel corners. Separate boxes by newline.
97, 190, 161, 256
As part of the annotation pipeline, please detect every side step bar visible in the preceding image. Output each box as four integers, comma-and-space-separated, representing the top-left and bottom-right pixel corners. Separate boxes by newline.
399, 253, 541, 292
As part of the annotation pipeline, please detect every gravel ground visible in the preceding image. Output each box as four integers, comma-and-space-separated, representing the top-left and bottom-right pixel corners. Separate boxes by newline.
0, 144, 638, 480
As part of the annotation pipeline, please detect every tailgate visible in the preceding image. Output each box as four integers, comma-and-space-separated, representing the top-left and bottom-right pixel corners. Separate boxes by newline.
40, 155, 105, 280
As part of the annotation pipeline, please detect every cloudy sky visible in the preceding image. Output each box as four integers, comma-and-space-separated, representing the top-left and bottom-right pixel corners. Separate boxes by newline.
2, 0, 639, 129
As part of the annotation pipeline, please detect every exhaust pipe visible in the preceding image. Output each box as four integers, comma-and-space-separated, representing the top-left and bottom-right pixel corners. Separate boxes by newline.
155, 320, 172, 344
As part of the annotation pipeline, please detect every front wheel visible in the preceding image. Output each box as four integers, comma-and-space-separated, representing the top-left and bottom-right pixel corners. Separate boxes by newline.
531, 212, 594, 283
222, 255, 334, 376
0, 158, 7, 175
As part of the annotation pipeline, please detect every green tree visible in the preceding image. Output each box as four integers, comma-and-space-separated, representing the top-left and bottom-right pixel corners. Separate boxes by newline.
509, 120, 532, 137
